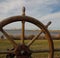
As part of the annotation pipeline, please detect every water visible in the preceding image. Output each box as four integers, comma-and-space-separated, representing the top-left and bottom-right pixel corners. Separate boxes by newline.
0, 30, 60, 37
0, 30, 39, 36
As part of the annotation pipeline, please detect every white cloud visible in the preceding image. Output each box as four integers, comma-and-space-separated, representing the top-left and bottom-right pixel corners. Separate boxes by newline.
40, 12, 60, 30
24, 0, 60, 18
0, 0, 60, 30
0, 0, 25, 20
0, 0, 59, 19
0, 0, 60, 18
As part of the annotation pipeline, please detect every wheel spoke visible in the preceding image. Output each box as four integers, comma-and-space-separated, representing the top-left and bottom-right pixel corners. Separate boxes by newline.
21, 21, 25, 44
27, 21, 52, 47
27, 31, 42, 47
0, 28, 17, 47
21, 7, 25, 45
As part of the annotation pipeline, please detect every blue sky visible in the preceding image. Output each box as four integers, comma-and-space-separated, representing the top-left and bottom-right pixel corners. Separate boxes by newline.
0, 0, 60, 30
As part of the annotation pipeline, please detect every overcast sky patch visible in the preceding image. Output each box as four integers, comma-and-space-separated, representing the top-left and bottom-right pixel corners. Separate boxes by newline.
0, 0, 60, 30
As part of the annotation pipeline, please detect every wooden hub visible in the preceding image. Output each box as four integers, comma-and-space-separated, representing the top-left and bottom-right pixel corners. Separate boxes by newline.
15, 44, 31, 58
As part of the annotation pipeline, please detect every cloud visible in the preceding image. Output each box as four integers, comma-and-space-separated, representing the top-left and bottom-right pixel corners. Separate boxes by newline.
24, 0, 60, 18
40, 12, 60, 30
0, 0, 25, 20
0, 0, 60, 30
0, 0, 60, 19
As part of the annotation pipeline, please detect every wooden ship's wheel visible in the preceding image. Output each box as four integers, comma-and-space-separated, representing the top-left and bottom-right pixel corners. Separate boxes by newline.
0, 7, 54, 58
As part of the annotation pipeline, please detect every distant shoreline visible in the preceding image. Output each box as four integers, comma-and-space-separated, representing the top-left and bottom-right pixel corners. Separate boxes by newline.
0, 29, 60, 40
3, 29, 60, 32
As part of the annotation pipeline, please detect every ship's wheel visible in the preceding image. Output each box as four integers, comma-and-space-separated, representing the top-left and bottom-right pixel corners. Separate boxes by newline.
0, 7, 54, 58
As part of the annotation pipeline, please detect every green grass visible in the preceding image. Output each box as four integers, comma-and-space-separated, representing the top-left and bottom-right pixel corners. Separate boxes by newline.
0, 39, 60, 58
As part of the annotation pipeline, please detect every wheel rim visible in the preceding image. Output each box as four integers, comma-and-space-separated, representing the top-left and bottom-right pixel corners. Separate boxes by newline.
0, 16, 54, 58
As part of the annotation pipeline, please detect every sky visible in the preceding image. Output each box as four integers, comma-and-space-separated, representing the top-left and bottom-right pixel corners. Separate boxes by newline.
0, 0, 60, 30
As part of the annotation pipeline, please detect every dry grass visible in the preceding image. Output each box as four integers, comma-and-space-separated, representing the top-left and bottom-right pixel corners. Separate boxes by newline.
0, 39, 60, 58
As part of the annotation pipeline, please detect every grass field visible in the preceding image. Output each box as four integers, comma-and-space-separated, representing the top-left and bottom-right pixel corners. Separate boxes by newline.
0, 39, 60, 58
